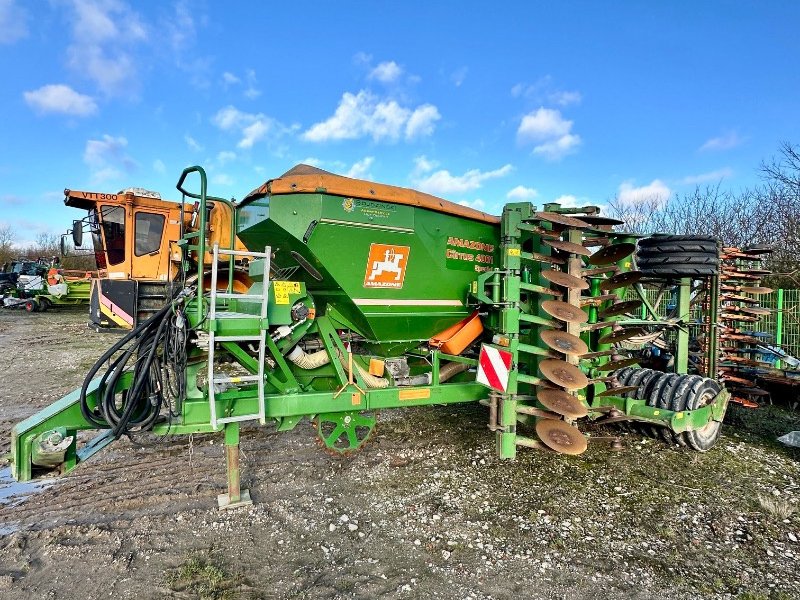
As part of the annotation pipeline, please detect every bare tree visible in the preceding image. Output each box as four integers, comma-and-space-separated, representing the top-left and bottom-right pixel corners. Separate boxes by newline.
0, 225, 15, 266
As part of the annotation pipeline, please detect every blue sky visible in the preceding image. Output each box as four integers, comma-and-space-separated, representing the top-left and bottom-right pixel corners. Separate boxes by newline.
1, 1, 799, 245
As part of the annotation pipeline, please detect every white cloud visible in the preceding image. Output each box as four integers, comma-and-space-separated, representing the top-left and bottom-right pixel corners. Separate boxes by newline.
458, 198, 486, 210
185, 135, 203, 152
549, 90, 582, 106
23, 84, 97, 116
699, 132, 743, 152
353, 51, 372, 66
303, 91, 441, 143
405, 104, 441, 139
507, 185, 538, 200
167, 0, 195, 53
369, 61, 403, 83
222, 71, 240, 86
217, 151, 236, 165
212, 105, 274, 149
346, 157, 375, 179
415, 164, 513, 196
451, 66, 468, 87
680, 167, 734, 185
153, 159, 166, 174
84, 134, 129, 167
83, 134, 135, 184
212, 173, 234, 186
0, 0, 28, 44
412, 155, 438, 177
64, 0, 148, 94
511, 77, 581, 106
243, 69, 261, 99
517, 107, 581, 160
617, 179, 671, 206
551, 194, 580, 207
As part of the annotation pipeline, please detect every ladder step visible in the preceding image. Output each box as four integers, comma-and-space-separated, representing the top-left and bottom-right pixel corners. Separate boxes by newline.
215, 335, 264, 342
217, 248, 270, 258
214, 311, 261, 319
214, 375, 261, 384
215, 293, 264, 299
216, 414, 262, 425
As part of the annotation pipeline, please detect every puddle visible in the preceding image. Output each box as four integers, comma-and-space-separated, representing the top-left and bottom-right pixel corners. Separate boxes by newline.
0, 467, 55, 508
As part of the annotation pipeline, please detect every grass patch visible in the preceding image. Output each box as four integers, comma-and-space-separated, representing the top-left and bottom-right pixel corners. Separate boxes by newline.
758, 494, 797, 521
165, 556, 241, 600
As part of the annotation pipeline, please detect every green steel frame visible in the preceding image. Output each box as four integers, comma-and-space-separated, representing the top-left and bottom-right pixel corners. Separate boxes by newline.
9, 167, 730, 499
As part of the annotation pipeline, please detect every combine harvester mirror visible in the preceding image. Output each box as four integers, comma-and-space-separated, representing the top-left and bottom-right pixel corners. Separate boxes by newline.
11, 165, 729, 508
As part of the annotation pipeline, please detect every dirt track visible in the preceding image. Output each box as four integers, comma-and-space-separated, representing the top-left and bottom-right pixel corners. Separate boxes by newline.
1, 309, 800, 599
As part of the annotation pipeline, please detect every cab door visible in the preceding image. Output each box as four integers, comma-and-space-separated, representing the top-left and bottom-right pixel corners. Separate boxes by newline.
131, 209, 169, 280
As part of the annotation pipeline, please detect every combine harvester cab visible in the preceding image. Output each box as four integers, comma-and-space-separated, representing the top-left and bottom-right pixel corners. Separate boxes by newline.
11, 165, 729, 508
63, 186, 250, 330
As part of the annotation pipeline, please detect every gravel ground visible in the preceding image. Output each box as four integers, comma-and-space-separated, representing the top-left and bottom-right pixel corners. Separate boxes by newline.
0, 308, 799, 599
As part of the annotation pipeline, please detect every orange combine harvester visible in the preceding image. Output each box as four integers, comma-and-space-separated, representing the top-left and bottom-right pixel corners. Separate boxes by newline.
65, 187, 250, 330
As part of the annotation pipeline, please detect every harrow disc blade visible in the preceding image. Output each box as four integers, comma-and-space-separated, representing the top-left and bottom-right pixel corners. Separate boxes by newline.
541, 300, 589, 324
541, 269, 590, 290
576, 214, 625, 227
597, 327, 647, 345
587, 242, 636, 266
596, 385, 639, 397
539, 359, 589, 391
598, 270, 644, 291
739, 286, 773, 295
597, 357, 639, 371
535, 212, 590, 229
740, 306, 771, 316
543, 239, 592, 256
540, 329, 589, 356
598, 300, 643, 318
537, 388, 588, 418
535, 419, 588, 455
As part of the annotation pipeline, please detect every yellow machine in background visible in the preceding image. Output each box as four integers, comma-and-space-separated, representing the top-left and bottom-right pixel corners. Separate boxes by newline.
65, 187, 250, 330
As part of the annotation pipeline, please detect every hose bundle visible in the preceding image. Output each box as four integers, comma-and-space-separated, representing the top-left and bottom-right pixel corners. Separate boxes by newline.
79, 290, 192, 439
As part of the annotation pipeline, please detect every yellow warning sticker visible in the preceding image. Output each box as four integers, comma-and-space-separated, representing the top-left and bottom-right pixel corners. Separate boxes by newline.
273, 281, 300, 305
399, 388, 431, 401
507, 248, 521, 256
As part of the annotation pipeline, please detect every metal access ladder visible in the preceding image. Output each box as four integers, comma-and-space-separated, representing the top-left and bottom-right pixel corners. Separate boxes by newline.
207, 243, 271, 429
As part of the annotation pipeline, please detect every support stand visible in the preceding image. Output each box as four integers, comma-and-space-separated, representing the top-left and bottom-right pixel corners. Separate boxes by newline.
218, 422, 253, 510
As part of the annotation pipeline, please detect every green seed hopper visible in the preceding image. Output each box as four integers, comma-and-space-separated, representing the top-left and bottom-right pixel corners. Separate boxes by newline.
10, 164, 730, 509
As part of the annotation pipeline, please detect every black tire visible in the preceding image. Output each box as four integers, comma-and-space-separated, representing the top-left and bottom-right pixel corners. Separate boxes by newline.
669, 375, 704, 447
611, 367, 635, 387
638, 240, 719, 254
658, 374, 689, 444
624, 368, 652, 398
636, 253, 719, 266
38, 297, 50, 312
640, 372, 671, 437
637, 265, 719, 277
24, 299, 37, 313
639, 370, 665, 400
640, 235, 717, 244
684, 378, 723, 451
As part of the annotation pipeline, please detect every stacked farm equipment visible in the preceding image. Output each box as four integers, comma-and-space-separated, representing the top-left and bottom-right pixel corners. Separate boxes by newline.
10, 165, 731, 508
1, 258, 94, 312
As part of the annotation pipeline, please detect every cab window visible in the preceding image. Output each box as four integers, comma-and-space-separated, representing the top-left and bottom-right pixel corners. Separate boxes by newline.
134, 212, 165, 256
101, 206, 126, 266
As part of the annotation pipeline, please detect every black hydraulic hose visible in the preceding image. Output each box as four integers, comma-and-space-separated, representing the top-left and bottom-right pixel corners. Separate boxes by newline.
111, 311, 171, 437
79, 302, 174, 431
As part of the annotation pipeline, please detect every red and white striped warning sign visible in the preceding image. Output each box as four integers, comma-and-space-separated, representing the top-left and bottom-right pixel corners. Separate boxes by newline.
476, 344, 513, 392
